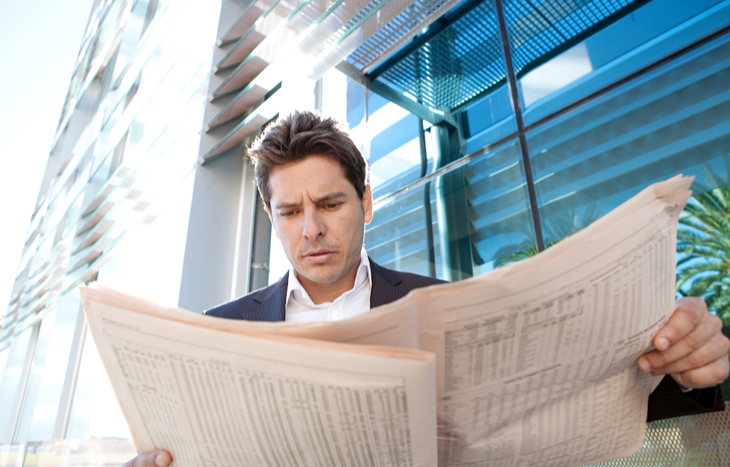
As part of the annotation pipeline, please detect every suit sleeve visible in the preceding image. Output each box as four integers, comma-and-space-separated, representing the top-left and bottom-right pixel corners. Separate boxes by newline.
646, 376, 725, 422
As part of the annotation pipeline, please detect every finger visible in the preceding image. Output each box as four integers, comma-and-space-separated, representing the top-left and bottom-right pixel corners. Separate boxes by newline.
122, 451, 172, 467
671, 354, 730, 389
638, 313, 728, 374
650, 331, 730, 376
653, 297, 706, 352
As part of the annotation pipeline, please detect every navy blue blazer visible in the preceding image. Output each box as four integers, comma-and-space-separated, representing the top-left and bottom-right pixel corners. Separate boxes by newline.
204, 259, 444, 321
204, 259, 724, 421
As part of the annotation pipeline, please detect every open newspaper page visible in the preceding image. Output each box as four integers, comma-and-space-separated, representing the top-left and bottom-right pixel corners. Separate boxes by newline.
80, 286, 438, 467
404, 176, 693, 466
81, 175, 692, 467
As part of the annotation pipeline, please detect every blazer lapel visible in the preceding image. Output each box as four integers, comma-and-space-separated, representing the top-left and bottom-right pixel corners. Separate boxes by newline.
369, 258, 404, 308
251, 274, 288, 321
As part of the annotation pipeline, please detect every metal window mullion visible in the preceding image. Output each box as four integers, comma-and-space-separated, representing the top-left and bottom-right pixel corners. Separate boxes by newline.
493, 0, 545, 252
10, 322, 41, 442
53, 306, 88, 440
233, 158, 258, 297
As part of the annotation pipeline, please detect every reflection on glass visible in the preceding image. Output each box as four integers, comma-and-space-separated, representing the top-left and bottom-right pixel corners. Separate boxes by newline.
345, 78, 366, 131
14, 311, 57, 442
66, 330, 130, 440
366, 139, 537, 279
366, 184, 441, 279
0, 350, 9, 385
0, 326, 33, 442
3, 0, 220, 447
16, 291, 82, 442
457, 140, 535, 275
56, 0, 134, 132
0, 442, 25, 466
111, 0, 158, 86
527, 34, 730, 247
94, 172, 195, 307
459, 84, 517, 155
518, 0, 726, 125
19, 438, 136, 467
368, 104, 426, 194
519, 43, 593, 108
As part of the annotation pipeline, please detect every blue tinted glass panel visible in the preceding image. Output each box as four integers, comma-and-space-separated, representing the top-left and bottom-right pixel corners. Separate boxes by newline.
366, 182, 442, 279
465, 140, 537, 274
519, 0, 728, 124
528, 32, 730, 247
459, 84, 517, 155
367, 139, 537, 279
368, 106, 428, 195
367, 90, 391, 116
346, 79, 366, 129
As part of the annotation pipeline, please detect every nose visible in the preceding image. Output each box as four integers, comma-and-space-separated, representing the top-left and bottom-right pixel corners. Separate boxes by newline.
302, 208, 325, 240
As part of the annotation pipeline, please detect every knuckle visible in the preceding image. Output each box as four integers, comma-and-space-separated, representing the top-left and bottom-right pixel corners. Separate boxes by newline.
686, 350, 707, 368
710, 362, 729, 385
684, 332, 701, 351
707, 313, 723, 331
717, 333, 730, 355
679, 297, 705, 323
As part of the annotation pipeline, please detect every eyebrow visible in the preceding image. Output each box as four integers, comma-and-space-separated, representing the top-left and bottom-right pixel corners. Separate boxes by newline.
273, 192, 348, 210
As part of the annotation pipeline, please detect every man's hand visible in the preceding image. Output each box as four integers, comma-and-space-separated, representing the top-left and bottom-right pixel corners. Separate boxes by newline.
638, 297, 730, 388
122, 451, 172, 467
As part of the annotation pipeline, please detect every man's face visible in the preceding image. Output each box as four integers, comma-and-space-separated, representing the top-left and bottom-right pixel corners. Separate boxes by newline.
266, 155, 373, 295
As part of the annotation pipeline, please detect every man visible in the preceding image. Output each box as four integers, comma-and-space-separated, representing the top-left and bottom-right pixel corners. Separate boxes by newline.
125, 110, 729, 467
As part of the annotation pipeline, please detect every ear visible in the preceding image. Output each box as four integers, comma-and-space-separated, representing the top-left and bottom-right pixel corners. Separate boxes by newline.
362, 185, 373, 225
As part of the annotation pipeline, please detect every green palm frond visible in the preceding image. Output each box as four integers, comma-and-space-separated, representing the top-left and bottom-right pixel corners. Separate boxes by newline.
677, 185, 730, 325
493, 246, 540, 268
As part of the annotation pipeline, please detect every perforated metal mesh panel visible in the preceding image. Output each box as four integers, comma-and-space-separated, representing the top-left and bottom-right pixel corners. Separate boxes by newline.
376, 0, 505, 110
590, 406, 730, 467
503, 0, 644, 76
356, 0, 647, 111
348, 0, 456, 70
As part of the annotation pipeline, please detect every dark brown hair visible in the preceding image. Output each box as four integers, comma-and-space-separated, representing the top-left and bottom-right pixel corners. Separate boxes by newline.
247, 110, 368, 209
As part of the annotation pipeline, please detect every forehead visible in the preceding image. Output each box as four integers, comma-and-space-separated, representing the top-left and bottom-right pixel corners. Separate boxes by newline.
268, 155, 353, 202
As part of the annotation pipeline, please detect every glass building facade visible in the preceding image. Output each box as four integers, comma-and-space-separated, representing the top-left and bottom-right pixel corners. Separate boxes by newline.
0, 0, 728, 462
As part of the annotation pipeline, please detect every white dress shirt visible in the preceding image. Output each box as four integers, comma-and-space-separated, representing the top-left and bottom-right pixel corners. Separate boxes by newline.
284, 249, 372, 322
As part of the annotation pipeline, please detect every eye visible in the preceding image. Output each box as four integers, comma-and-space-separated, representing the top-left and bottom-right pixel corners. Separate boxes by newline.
324, 202, 341, 210
279, 210, 296, 217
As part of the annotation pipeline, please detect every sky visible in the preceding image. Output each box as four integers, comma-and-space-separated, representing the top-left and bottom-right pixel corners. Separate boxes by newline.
0, 0, 93, 314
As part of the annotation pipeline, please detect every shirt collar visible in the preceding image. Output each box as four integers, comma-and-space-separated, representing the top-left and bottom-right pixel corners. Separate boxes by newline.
285, 249, 371, 308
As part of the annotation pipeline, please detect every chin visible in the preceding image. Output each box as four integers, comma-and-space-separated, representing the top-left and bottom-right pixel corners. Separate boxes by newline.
300, 267, 344, 285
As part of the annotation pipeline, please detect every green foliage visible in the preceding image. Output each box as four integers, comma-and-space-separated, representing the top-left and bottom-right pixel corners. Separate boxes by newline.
492, 204, 601, 268
676, 185, 730, 324
493, 243, 541, 268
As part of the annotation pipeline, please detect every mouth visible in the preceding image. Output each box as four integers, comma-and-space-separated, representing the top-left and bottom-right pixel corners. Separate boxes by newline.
304, 250, 334, 264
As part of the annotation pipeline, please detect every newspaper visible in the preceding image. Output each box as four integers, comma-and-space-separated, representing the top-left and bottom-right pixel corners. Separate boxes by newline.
80, 289, 438, 466
80, 175, 692, 467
